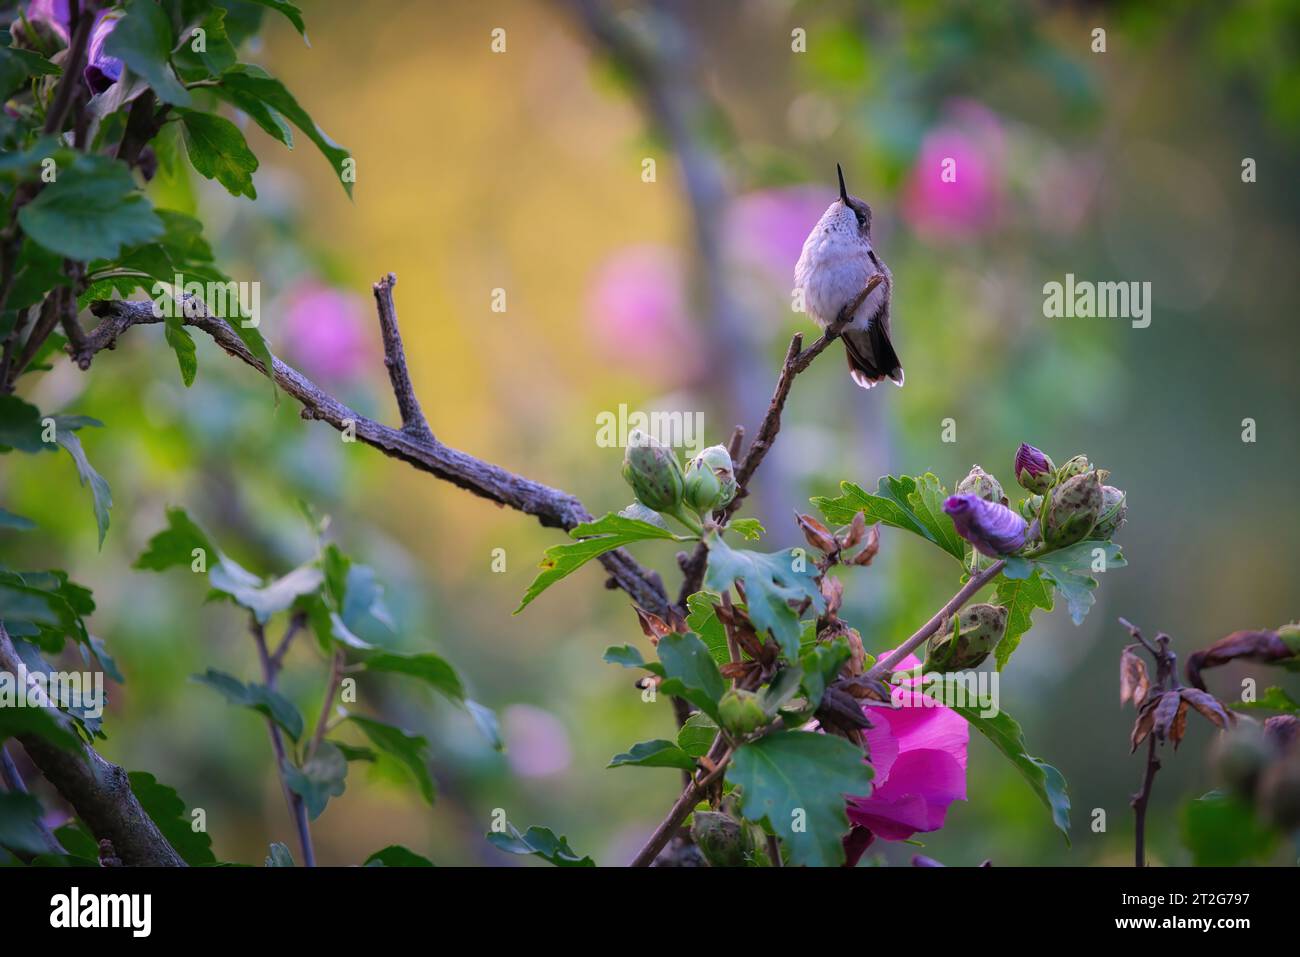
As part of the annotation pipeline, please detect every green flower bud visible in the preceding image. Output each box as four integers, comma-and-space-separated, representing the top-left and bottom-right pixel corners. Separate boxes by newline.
1211, 723, 1271, 800
1258, 751, 1300, 832
718, 688, 766, 736
682, 444, 737, 516
924, 603, 1008, 672
955, 465, 1005, 504
691, 810, 757, 868
1043, 470, 1102, 548
621, 429, 684, 513
1277, 622, 1300, 657
1056, 454, 1092, 482
1093, 485, 1128, 539
1018, 494, 1043, 521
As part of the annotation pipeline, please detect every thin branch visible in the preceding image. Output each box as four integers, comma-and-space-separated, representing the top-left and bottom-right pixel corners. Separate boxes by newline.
863, 557, 1006, 683
1131, 734, 1160, 867
42, 4, 95, 136
84, 289, 671, 618
0, 622, 185, 865
307, 648, 345, 763
630, 744, 732, 867
250, 619, 315, 867
371, 273, 433, 440
675, 276, 886, 605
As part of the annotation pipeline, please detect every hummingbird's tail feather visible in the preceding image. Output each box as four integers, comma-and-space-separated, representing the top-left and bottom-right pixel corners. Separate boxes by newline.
842, 322, 904, 390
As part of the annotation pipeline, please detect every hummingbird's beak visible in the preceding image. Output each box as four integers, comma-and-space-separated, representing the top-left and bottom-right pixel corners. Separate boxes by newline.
837, 163, 850, 205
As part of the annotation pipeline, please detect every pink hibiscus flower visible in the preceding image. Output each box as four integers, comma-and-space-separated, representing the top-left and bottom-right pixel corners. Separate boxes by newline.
843, 653, 969, 862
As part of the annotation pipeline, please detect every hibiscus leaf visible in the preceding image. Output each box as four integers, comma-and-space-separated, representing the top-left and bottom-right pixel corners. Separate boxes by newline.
992, 568, 1054, 670
813, 474, 964, 561
486, 823, 594, 867
728, 730, 873, 867
514, 513, 678, 613
702, 533, 822, 659
1031, 541, 1127, 625
607, 739, 697, 771
657, 632, 725, 723
935, 698, 1071, 845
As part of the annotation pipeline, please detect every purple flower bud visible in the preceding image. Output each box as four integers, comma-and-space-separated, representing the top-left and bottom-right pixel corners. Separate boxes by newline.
1014, 443, 1055, 494
943, 494, 1028, 557
24, 0, 71, 44
84, 12, 124, 96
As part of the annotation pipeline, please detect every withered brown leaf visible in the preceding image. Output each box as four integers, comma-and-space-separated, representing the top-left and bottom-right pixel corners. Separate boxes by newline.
840, 511, 868, 550
850, 523, 881, 567
1131, 693, 1162, 752
1186, 629, 1298, 690
1179, 687, 1231, 731
1119, 645, 1151, 708
796, 512, 839, 554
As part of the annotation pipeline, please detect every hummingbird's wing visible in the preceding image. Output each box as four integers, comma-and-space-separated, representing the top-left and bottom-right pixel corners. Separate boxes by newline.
842, 310, 903, 390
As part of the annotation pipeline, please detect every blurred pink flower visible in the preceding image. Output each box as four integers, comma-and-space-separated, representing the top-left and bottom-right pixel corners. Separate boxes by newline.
501, 704, 572, 778
280, 280, 372, 382
901, 100, 1006, 239
726, 187, 828, 282
585, 246, 699, 379
845, 653, 969, 849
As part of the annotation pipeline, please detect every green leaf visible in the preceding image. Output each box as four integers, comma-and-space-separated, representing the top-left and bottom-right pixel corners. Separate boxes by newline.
0, 693, 83, 755
0, 792, 50, 855
486, 823, 594, 867
1180, 791, 1277, 866
514, 513, 677, 613
18, 154, 163, 262
103, 0, 192, 105
0, 395, 46, 452
603, 644, 647, 668
1031, 540, 1127, 625
0, 507, 35, 530
608, 739, 697, 770
813, 474, 965, 561
938, 699, 1071, 844
364, 844, 434, 867
0, 45, 59, 97
361, 651, 464, 702
217, 65, 352, 196
55, 430, 111, 549
348, 715, 435, 806
176, 108, 259, 199
702, 533, 822, 659
992, 568, 1054, 670
799, 637, 852, 710
760, 665, 804, 714
727, 518, 765, 540
134, 506, 215, 571
728, 731, 873, 867
330, 741, 377, 762
243, 0, 308, 40
163, 314, 198, 386
282, 741, 347, 820
208, 561, 323, 625
677, 712, 718, 758
1233, 686, 1300, 713
657, 631, 726, 723
173, 8, 237, 77
265, 842, 295, 866
127, 771, 217, 865
685, 591, 729, 664
191, 668, 304, 741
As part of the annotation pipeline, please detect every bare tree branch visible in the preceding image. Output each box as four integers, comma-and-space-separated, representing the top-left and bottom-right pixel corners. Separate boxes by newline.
84, 289, 670, 618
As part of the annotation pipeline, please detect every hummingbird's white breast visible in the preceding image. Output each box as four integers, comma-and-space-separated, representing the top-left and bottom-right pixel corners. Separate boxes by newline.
794, 201, 888, 330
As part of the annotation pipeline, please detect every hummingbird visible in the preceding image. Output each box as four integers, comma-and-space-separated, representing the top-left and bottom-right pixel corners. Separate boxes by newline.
794, 164, 903, 389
